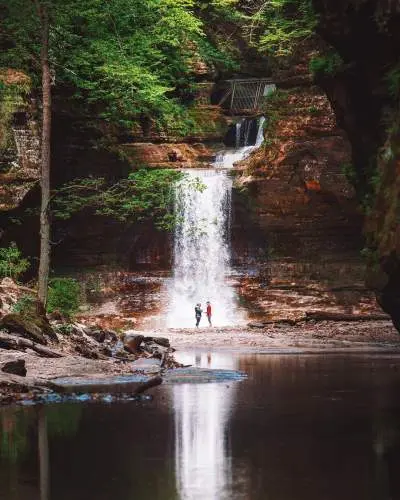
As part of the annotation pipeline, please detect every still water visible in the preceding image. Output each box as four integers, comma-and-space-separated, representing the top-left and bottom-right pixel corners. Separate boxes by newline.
1, 351, 400, 500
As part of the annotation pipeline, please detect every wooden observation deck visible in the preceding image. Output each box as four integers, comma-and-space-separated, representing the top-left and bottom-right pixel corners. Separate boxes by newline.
219, 78, 276, 114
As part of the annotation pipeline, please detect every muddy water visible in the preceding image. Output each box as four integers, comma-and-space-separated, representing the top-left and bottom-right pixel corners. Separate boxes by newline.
2, 352, 400, 500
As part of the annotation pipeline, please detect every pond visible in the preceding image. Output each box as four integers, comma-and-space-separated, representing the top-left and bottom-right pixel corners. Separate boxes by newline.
1, 351, 400, 500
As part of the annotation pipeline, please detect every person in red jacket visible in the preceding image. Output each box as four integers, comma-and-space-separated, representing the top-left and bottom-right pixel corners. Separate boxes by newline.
206, 301, 212, 327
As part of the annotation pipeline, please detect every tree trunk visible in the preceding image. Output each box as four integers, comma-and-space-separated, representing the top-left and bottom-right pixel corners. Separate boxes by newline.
37, 4, 51, 317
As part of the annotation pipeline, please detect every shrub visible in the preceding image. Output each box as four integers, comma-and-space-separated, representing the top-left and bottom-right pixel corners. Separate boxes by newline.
12, 294, 36, 315
47, 278, 80, 318
0, 243, 30, 280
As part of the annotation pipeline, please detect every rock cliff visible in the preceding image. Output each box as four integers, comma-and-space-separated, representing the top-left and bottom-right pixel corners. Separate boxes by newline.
233, 39, 383, 322
310, 0, 400, 330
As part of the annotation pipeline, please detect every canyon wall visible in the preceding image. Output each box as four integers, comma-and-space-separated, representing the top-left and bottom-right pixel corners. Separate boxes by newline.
310, 0, 400, 330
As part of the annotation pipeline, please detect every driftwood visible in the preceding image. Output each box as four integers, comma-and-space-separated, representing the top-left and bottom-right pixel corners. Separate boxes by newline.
305, 311, 390, 322
0, 333, 63, 358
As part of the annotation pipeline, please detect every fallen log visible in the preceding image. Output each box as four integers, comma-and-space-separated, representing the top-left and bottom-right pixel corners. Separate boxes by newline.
305, 311, 390, 322
0, 333, 63, 358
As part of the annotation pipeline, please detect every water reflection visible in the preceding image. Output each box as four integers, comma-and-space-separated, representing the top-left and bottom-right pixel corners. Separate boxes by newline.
2, 354, 400, 499
0, 405, 83, 499
173, 352, 238, 500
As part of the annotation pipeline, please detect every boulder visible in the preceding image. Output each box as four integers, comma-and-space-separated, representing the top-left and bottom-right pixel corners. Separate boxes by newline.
0, 314, 48, 344
144, 336, 170, 348
123, 334, 144, 354
143, 341, 168, 359
1, 359, 27, 377
93, 330, 106, 343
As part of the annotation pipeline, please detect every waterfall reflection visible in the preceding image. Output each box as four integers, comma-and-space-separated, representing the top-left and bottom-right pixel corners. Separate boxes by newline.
173, 352, 237, 500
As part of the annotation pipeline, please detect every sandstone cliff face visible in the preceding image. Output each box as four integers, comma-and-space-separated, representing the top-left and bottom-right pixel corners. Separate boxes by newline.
234, 41, 382, 321
0, 71, 40, 212
310, 0, 400, 330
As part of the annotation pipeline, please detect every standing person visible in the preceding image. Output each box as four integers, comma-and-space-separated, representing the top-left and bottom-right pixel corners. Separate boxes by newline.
206, 301, 212, 326
195, 303, 202, 328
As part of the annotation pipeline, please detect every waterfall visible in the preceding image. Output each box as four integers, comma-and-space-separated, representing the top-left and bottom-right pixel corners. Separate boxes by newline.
167, 169, 239, 327
12, 126, 40, 169
166, 116, 266, 328
214, 116, 265, 169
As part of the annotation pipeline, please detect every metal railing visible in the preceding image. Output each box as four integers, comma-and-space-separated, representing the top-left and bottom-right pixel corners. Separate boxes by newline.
219, 78, 276, 113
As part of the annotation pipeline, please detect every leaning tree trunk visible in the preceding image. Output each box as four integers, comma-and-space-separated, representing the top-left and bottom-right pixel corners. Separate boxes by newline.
37, 4, 51, 317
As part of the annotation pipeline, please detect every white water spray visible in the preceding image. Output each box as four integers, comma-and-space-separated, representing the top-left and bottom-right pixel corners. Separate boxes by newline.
167, 169, 238, 327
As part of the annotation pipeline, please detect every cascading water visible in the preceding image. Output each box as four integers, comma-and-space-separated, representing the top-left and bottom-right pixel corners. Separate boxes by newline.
214, 116, 265, 169
166, 116, 265, 327
167, 169, 239, 327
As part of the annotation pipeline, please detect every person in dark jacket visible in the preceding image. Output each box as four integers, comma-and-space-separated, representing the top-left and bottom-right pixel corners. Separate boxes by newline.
195, 303, 202, 327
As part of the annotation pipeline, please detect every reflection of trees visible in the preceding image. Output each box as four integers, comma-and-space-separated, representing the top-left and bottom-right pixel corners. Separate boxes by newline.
0, 404, 83, 464
38, 408, 49, 500
0, 408, 33, 464
0, 403, 83, 499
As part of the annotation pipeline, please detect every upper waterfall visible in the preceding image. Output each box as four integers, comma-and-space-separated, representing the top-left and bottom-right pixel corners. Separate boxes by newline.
214, 116, 265, 169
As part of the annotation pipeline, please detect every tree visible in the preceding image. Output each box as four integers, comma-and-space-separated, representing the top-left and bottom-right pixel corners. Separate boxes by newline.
0, 0, 52, 313
35, 0, 52, 315
0, 0, 232, 314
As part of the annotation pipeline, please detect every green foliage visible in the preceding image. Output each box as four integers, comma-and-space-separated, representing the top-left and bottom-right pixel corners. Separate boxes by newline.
52, 169, 204, 230
0, 242, 30, 280
0, 0, 238, 131
308, 105, 320, 115
54, 323, 75, 335
0, 409, 33, 464
360, 246, 379, 266
386, 65, 400, 100
246, 0, 317, 57
341, 162, 357, 186
309, 52, 343, 76
47, 278, 80, 317
12, 294, 36, 315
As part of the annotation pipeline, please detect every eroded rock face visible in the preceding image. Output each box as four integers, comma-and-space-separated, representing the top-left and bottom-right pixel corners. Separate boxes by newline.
120, 142, 216, 169
233, 40, 384, 321
0, 70, 40, 212
311, 0, 400, 331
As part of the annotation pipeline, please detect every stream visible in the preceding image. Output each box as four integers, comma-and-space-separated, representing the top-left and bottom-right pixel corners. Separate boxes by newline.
2, 351, 400, 500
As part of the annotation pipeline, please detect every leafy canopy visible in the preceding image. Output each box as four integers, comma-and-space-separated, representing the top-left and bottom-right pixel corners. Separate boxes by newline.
0, 0, 234, 128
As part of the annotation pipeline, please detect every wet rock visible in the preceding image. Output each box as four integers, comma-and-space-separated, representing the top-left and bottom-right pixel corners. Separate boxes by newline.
144, 336, 170, 348
1, 359, 27, 377
50, 374, 160, 395
123, 334, 144, 354
99, 346, 113, 357
75, 345, 99, 359
143, 341, 168, 359
131, 357, 162, 374
104, 329, 118, 342
114, 348, 129, 360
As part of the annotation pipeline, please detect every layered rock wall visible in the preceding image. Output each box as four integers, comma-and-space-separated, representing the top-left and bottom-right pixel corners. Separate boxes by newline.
310, 0, 400, 330
234, 41, 382, 321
